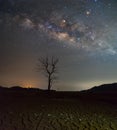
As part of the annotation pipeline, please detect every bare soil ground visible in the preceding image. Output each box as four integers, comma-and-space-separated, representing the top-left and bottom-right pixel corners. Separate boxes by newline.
0, 94, 117, 130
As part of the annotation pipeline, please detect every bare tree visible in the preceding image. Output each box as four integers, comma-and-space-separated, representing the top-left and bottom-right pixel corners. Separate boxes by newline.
38, 56, 59, 91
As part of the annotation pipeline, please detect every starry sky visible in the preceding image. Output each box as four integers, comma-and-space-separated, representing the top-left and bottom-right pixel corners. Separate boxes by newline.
0, 0, 117, 91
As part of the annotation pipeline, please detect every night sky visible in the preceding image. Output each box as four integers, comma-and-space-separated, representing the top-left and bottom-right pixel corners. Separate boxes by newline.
0, 0, 117, 91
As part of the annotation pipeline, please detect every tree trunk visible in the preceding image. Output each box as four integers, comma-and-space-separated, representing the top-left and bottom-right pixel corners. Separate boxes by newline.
48, 75, 51, 91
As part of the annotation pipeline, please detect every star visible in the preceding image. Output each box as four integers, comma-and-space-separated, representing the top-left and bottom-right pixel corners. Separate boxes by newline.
86, 10, 91, 16
94, 0, 98, 2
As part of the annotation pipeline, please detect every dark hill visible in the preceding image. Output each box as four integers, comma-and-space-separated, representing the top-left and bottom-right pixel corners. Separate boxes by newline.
80, 83, 117, 104
82, 83, 117, 93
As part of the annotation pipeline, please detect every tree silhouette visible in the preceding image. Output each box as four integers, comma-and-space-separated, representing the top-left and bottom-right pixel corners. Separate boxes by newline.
38, 56, 59, 91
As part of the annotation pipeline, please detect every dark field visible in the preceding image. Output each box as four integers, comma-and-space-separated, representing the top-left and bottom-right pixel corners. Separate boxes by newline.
0, 90, 117, 130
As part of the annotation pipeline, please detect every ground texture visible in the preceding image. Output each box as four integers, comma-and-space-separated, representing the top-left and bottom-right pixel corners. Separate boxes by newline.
0, 96, 117, 130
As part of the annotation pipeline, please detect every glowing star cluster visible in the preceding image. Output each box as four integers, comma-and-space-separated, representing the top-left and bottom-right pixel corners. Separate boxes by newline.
12, 10, 116, 56
8, 0, 115, 56
1, 0, 116, 56
36, 10, 116, 55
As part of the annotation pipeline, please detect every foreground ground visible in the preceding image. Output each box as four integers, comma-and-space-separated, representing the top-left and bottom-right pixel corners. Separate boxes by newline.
0, 93, 117, 130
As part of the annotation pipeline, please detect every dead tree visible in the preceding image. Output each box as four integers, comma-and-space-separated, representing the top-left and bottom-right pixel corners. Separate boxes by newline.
38, 56, 59, 91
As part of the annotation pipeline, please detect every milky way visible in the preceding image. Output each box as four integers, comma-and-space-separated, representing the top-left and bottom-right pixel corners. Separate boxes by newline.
5, 0, 116, 55
0, 0, 117, 90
